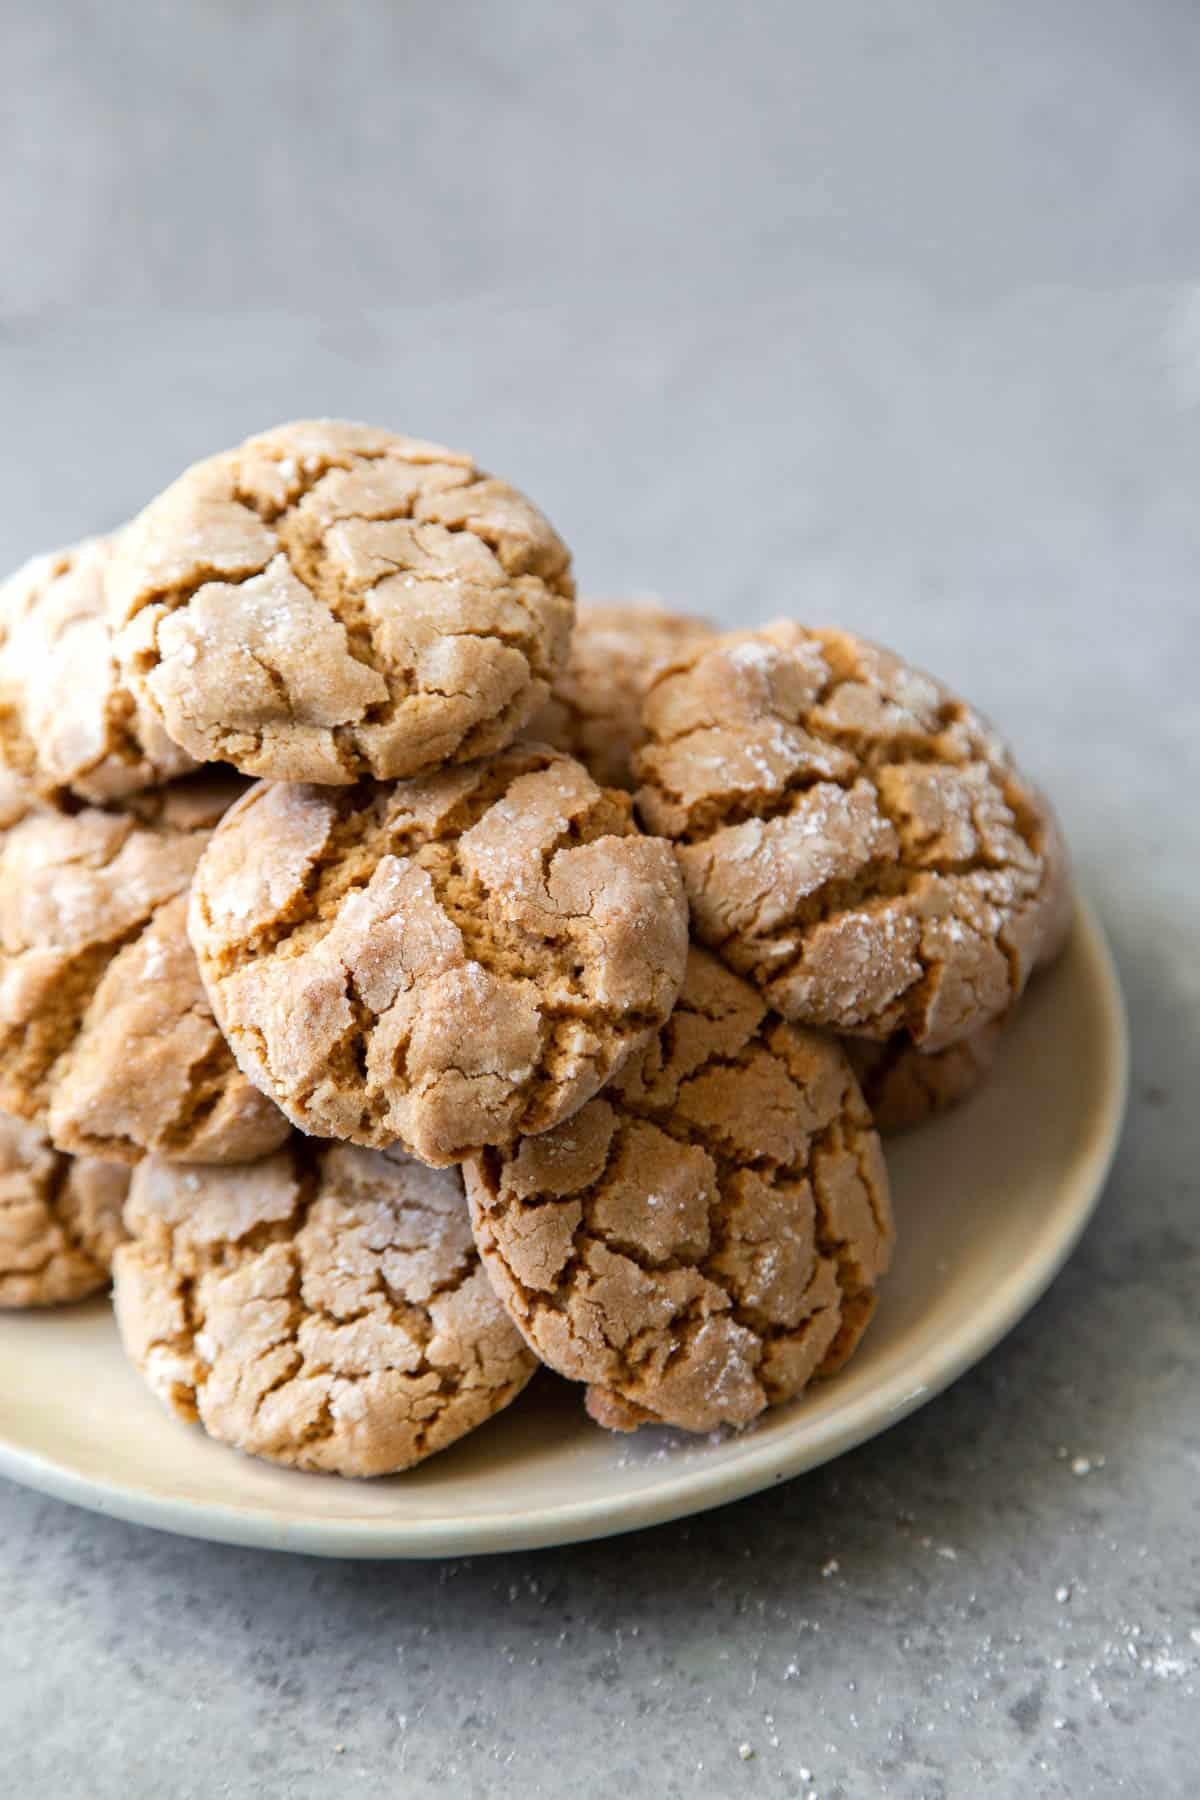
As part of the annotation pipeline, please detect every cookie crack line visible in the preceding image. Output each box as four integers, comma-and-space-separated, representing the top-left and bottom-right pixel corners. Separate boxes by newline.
520, 1104, 867, 1320
125, 556, 277, 631
643, 732, 1040, 867
737, 882, 976, 997
194, 755, 611, 974
1, 1166, 103, 1279
1, 914, 164, 1114
230, 445, 393, 527
156, 1007, 263, 1154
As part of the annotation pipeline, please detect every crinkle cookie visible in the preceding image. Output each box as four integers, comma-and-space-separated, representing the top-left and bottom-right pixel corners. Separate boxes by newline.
108, 420, 575, 785
0, 536, 196, 805
113, 1141, 536, 1477
531, 599, 713, 789
0, 777, 288, 1164
465, 947, 893, 1434
188, 745, 689, 1166
635, 622, 1062, 1050
844, 1019, 1005, 1135
0, 1113, 128, 1307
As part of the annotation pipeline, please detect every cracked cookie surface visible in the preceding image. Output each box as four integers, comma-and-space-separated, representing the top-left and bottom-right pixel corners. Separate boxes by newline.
531, 599, 713, 789
0, 1113, 128, 1307
108, 420, 576, 783
635, 621, 1061, 1050
0, 535, 196, 805
845, 828, 1073, 1136
0, 776, 289, 1163
113, 1140, 536, 1476
465, 947, 893, 1434
188, 744, 690, 1166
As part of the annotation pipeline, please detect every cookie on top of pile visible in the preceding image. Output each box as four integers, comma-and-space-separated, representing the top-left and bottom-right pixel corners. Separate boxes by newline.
0, 419, 1073, 1479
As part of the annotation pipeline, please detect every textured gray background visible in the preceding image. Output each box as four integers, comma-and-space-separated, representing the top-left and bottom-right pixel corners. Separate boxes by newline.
2, 4, 1198, 1796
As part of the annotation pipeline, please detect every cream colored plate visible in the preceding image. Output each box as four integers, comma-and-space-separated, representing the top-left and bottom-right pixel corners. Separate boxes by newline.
0, 900, 1126, 1559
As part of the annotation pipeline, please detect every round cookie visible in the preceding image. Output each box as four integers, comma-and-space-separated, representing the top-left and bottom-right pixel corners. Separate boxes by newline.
188, 744, 689, 1166
113, 1140, 536, 1477
0, 1113, 129, 1307
0, 776, 289, 1164
844, 1019, 1005, 1135
465, 947, 894, 1435
635, 621, 1060, 1051
0, 535, 196, 805
107, 420, 575, 784
531, 598, 713, 789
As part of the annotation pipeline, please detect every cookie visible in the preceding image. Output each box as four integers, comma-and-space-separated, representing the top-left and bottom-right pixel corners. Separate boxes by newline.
465, 947, 893, 1434
113, 1140, 536, 1477
635, 621, 1060, 1050
107, 420, 575, 784
844, 1019, 1005, 1135
188, 745, 689, 1166
0, 536, 196, 805
531, 599, 713, 789
0, 1113, 129, 1307
0, 777, 289, 1163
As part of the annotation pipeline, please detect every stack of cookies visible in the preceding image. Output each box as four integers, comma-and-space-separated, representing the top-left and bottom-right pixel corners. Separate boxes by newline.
0, 421, 1072, 1478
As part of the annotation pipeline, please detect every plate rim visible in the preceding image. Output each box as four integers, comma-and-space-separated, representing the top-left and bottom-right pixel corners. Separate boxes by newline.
0, 897, 1128, 1559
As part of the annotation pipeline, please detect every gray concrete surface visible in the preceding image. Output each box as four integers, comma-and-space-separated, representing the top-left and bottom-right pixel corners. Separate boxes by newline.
1, 5, 1198, 1796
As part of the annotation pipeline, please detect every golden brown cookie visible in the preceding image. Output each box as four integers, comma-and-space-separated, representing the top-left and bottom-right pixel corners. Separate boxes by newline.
0, 1113, 128, 1307
635, 621, 1061, 1051
465, 947, 893, 1434
108, 420, 575, 784
0, 776, 289, 1164
0, 536, 196, 805
188, 745, 689, 1166
531, 599, 713, 789
113, 1140, 536, 1477
843, 1019, 1005, 1135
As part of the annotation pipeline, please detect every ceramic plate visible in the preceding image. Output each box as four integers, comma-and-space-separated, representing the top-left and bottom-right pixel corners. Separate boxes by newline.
0, 900, 1127, 1558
